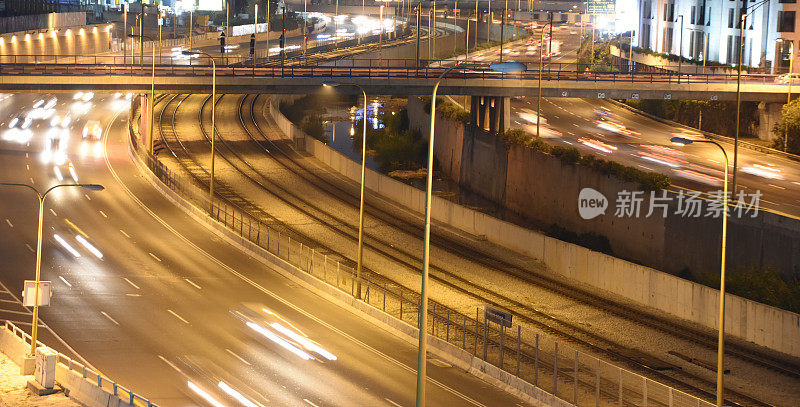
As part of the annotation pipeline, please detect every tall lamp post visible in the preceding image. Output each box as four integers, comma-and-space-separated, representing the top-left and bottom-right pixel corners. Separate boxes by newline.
677, 15, 684, 73
671, 136, 729, 407
779, 38, 795, 152
0, 183, 104, 355
183, 50, 216, 206
416, 61, 527, 407
322, 82, 368, 300
131, 33, 157, 154
537, 19, 552, 139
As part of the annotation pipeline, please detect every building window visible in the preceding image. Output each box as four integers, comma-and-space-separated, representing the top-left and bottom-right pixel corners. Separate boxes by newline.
663, 27, 674, 53
776, 40, 793, 72
780, 0, 797, 4
779, 11, 796, 32
691, 6, 696, 24
664, 3, 669, 20
728, 8, 735, 28
669, 3, 676, 21
727, 35, 741, 64
707, 8, 712, 25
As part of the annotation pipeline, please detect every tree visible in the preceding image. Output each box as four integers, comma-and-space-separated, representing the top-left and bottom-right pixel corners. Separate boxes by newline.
772, 98, 800, 154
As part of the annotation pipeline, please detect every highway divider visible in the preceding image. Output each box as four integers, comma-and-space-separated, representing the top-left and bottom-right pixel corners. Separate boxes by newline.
127, 97, 716, 406
0, 321, 155, 407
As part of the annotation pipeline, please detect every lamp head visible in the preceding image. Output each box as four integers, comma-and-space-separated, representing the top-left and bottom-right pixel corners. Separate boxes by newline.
322, 81, 341, 87
489, 61, 527, 73
80, 184, 104, 191
670, 136, 693, 146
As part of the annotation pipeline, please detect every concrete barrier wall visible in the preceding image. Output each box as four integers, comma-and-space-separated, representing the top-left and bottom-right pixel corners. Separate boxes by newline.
0, 327, 136, 407
269, 96, 800, 358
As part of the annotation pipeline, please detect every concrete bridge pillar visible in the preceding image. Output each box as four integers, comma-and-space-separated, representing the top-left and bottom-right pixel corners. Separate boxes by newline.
471, 96, 510, 133
757, 101, 784, 142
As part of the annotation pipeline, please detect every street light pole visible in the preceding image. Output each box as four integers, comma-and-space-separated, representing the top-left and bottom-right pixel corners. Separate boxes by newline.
782, 39, 795, 152
0, 183, 104, 355
183, 50, 216, 206
670, 137, 729, 407
322, 82, 368, 300
677, 15, 684, 73
133, 34, 157, 154
416, 61, 527, 407
537, 20, 552, 139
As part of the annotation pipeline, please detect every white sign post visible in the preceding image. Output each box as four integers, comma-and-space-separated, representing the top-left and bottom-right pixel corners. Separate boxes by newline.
22, 281, 51, 307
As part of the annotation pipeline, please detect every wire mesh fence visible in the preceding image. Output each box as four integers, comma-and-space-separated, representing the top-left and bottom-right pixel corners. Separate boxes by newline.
129, 113, 714, 407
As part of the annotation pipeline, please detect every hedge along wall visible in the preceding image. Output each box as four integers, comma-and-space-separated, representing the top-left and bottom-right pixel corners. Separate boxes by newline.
269, 95, 800, 358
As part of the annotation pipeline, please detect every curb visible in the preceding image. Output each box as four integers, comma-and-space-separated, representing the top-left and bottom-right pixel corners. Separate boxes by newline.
126, 115, 571, 407
605, 99, 800, 162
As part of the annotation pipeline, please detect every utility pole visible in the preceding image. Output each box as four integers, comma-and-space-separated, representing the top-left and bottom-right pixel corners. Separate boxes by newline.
139, 4, 143, 68
416, 7, 421, 67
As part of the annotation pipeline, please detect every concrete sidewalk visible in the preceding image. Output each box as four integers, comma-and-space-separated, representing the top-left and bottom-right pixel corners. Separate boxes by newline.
0, 352, 78, 407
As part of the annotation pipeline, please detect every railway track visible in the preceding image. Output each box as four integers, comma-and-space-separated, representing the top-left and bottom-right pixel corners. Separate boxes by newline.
150, 93, 791, 406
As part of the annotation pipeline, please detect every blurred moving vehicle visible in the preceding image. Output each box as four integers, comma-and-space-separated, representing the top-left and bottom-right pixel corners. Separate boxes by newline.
775, 73, 800, 84
82, 120, 102, 140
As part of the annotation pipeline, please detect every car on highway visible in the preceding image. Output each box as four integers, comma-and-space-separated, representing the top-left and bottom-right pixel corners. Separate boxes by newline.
82, 120, 102, 141
8, 114, 31, 129
518, 108, 547, 125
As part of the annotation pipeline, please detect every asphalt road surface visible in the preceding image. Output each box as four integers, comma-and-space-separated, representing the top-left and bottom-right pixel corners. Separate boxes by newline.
0, 92, 528, 406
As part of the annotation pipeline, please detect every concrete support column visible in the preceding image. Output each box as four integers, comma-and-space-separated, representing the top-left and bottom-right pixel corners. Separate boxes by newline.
470, 96, 479, 126
486, 97, 511, 133
757, 101, 784, 141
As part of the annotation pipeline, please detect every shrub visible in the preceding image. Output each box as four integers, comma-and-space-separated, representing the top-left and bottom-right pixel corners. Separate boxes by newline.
546, 224, 613, 255
695, 267, 800, 313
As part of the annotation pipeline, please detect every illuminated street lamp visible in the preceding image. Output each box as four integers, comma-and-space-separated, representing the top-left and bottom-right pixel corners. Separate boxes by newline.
182, 50, 217, 206
416, 61, 526, 407
537, 19, 552, 139
778, 38, 795, 152
671, 136, 729, 406
131, 33, 157, 154
0, 183, 104, 355
322, 81, 368, 300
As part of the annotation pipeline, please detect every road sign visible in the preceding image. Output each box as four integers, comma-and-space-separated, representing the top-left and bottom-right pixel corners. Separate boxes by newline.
561, 90, 569, 97
22, 280, 51, 307
664, 93, 672, 100
588, 0, 614, 15
631, 93, 640, 99
485, 306, 513, 328
597, 92, 606, 99
710, 95, 719, 101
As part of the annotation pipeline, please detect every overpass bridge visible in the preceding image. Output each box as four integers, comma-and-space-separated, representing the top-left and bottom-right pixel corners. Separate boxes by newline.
0, 60, 791, 102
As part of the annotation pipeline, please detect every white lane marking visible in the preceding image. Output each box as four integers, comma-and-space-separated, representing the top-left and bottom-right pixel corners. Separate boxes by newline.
184, 278, 201, 290
225, 348, 251, 365
26, 164, 29, 171
49, 208, 57, 217
769, 184, 786, 190
99, 210, 108, 218
126, 293, 141, 297
167, 309, 189, 324
29, 177, 34, 184
105, 126, 485, 407
100, 311, 120, 326
25, 244, 34, 253
157, 355, 182, 374
5, 219, 12, 228
25, 153, 28, 158
793, 181, 800, 186
119, 229, 130, 238
85, 194, 91, 201
59, 276, 72, 288
385, 398, 402, 407
123, 278, 140, 290
304, 400, 320, 407
149, 252, 162, 262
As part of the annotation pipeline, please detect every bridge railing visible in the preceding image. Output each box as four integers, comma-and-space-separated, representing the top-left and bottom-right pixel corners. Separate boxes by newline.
0, 58, 783, 86
3, 321, 157, 406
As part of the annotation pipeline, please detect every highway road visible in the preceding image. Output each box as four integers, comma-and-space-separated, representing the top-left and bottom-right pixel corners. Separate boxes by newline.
0, 92, 529, 406
450, 24, 800, 217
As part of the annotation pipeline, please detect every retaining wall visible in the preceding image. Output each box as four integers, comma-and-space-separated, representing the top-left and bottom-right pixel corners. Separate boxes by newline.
270, 95, 800, 358
0, 23, 114, 62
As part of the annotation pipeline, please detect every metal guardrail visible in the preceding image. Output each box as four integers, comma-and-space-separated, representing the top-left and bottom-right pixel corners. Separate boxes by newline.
129, 102, 715, 407
3, 321, 156, 407
0, 58, 788, 86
